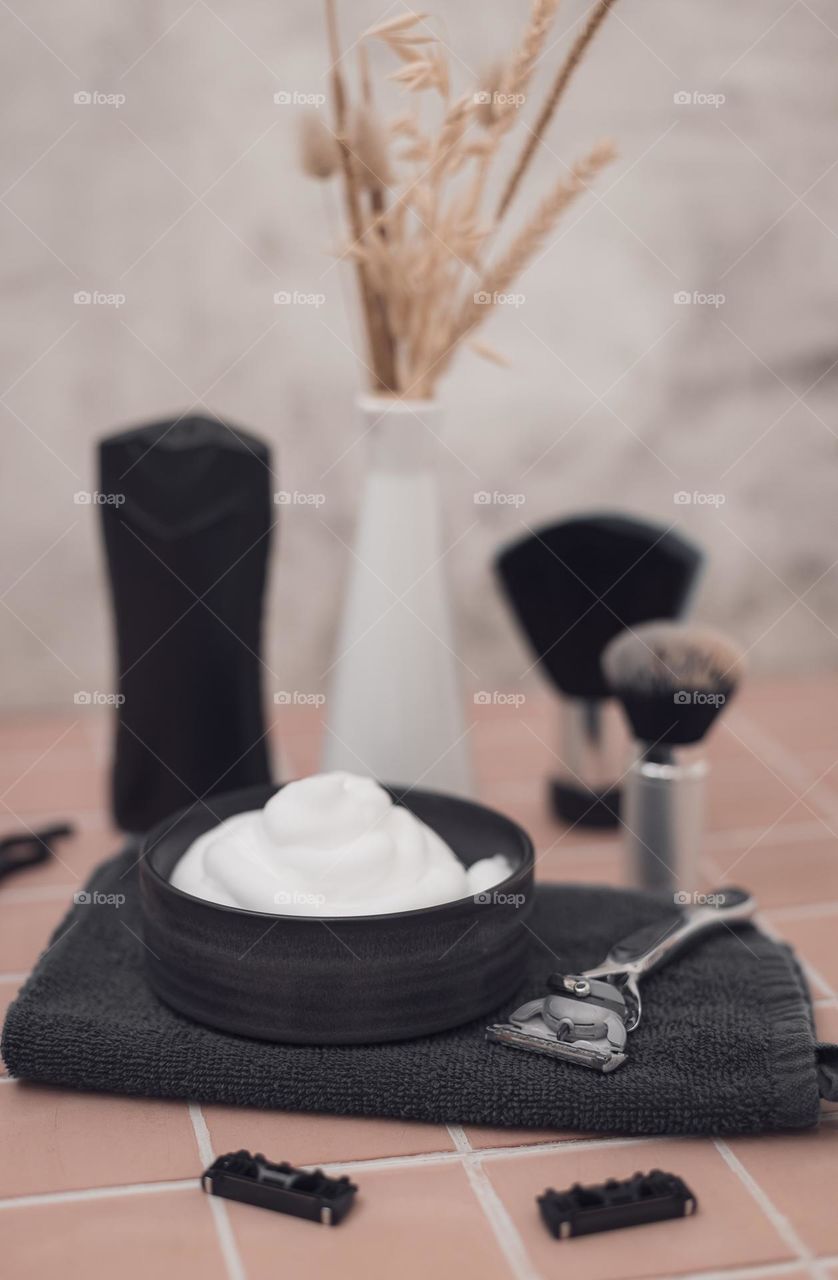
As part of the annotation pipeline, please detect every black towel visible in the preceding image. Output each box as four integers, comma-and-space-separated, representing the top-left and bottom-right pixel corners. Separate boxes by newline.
2, 847, 832, 1135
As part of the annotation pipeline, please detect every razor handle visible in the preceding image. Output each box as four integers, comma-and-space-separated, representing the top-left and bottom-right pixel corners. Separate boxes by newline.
602, 888, 755, 979
548, 888, 755, 1030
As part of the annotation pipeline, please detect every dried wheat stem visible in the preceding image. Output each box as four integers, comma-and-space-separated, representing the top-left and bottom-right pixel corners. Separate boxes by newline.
496, 0, 618, 220
499, 0, 563, 127
463, 2, 560, 222
430, 138, 615, 384
325, 0, 398, 390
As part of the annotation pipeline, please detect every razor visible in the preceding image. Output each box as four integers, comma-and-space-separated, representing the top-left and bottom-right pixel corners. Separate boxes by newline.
487, 887, 755, 1072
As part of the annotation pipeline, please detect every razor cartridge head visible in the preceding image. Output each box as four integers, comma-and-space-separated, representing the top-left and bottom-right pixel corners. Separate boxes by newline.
486, 985, 630, 1073
486, 1021, 626, 1072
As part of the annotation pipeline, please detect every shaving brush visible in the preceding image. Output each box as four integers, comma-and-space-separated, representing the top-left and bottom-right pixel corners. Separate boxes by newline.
496, 515, 703, 827
603, 622, 746, 892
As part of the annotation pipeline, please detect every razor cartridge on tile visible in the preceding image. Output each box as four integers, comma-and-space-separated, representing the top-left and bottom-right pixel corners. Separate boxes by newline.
487, 888, 755, 1072
202, 1151, 358, 1225
538, 1169, 697, 1239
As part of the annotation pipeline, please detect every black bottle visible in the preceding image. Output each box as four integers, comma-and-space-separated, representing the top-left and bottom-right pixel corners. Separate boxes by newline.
99, 415, 274, 832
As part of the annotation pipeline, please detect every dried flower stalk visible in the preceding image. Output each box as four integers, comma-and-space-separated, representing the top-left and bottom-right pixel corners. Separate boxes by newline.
304, 1, 618, 396
299, 112, 340, 179
497, 0, 619, 218
425, 139, 616, 391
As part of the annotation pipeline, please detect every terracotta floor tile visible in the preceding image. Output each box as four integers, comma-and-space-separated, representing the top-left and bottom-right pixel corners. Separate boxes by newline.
706, 720, 758, 763
203, 1106, 454, 1167
485, 1138, 794, 1280
728, 1124, 838, 1255
0, 715, 92, 756
2, 1189, 225, 1280
0, 897, 73, 972
764, 909, 838, 996
0, 1084, 198, 1196
815, 1005, 838, 1113
0, 981, 19, 1075
737, 683, 838, 753
707, 833, 838, 908
228, 1160, 511, 1280
0, 762, 106, 817
815, 1003, 838, 1042
705, 758, 813, 832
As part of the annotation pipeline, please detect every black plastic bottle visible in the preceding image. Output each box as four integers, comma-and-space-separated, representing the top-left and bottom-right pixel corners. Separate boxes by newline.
99, 415, 274, 833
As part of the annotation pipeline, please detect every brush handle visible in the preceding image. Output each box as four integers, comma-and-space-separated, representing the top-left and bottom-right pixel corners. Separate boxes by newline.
559, 697, 622, 790
622, 753, 706, 892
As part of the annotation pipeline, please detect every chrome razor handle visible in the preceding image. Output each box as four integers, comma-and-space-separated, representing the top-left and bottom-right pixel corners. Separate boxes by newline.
554, 888, 756, 1030
598, 887, 755, 981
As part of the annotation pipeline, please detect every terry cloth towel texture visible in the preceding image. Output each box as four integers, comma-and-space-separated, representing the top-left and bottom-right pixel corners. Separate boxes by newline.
3, 846, 834, 1135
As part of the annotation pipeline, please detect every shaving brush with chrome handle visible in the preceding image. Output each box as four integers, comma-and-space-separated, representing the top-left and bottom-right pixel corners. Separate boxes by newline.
603, 622, 746, 893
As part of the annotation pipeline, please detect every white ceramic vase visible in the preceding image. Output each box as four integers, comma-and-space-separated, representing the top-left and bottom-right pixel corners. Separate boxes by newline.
321, 395, 474, 796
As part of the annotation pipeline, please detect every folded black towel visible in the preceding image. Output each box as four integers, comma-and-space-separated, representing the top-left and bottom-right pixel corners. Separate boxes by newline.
3, 847, 833, 1135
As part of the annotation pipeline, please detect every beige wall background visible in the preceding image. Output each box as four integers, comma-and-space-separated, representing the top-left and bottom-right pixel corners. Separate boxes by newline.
2, 0, 837, 710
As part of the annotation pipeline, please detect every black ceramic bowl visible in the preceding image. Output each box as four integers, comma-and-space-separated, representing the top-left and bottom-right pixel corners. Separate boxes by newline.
139, 783, 534, 1044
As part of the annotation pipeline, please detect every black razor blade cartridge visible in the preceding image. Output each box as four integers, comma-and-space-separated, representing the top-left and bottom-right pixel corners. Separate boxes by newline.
538, 1169, 697, 1240
202, 1150, 358, 1225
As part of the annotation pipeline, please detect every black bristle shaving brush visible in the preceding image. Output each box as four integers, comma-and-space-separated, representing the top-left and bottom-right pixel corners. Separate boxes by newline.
603, 622, 746, 893
495, 515, 703, 828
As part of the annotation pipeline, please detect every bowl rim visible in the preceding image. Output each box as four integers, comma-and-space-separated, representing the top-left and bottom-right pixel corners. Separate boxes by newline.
140, 780, 535, 926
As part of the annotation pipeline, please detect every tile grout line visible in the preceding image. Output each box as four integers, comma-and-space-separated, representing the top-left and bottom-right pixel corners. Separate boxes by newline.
721, 716, 838, 1006
188, 1103, 248, 1280
652, 1261, 819, 1280
761, 901, 838, 922
0, 885, 76, 904
733, 711, 838, 828
0, 1179, 199, 1210
706, 819, 838, 852
703, 845, 838, 1001
446, 1125, 542, 1280
321, 1131, 669, 1176
0, 1130, 672, 1211
757, 913, 838, 1004
714, 1139, 825, 1280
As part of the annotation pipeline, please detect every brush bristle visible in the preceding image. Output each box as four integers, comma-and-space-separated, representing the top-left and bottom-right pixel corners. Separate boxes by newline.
603, 623, 745, 695
602, 623, 745, 746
